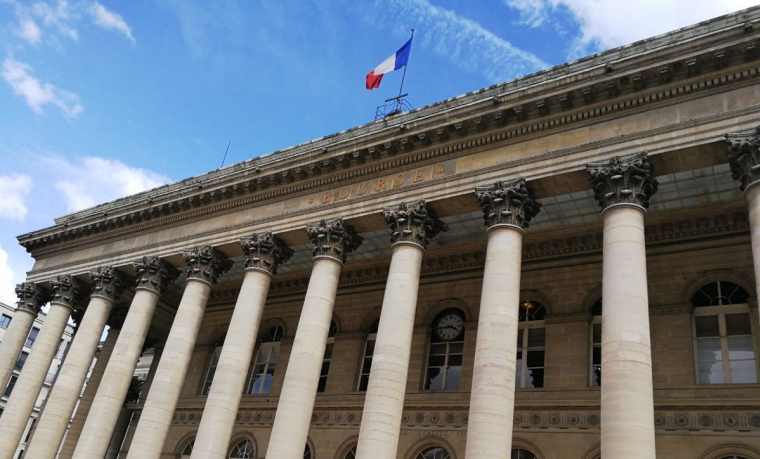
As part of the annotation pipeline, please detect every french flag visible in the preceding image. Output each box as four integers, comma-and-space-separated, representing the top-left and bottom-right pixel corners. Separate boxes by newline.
366, 36, 413, 90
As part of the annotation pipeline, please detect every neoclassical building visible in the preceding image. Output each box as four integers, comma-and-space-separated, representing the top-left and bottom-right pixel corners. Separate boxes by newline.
2, 7, 760, 459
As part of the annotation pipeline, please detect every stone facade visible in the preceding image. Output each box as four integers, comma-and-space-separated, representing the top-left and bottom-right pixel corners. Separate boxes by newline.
3, 7, 760, 459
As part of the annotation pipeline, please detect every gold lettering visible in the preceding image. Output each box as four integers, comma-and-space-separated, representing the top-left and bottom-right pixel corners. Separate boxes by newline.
338, 187, 350, 199
356, 182, 368, 195
413, 169, 425, 183
376, 179, 387, 191
393, 174, 404, 187
322, 192, 332, 204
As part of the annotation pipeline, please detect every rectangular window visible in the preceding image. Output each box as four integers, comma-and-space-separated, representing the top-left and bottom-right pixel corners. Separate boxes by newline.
201, 347, 222, 395
4, 375, 18, 398
26, 327, 40, 347
249, 344, 279, 395
726, 313, 757, 384
15, 352, 29, 371
590, 322, 602, 386
317, 343, 333, 393
24, 418, 36, 443
695, 310, 758, 384
424, 341, 463, 390
0, 314, 11, 329
357, 339, 375, 391
516, 327, 545, 388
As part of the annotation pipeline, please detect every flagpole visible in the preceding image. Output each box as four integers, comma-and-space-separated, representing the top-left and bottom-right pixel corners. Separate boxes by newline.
395, 28, 414, 111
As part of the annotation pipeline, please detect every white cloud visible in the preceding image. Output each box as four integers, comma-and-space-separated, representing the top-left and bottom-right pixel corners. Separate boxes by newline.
17, 18, 42, 44
505, 0, 759, 56
46, 156, 170, 212
0, 174, 32, 221
0, 245, 16, 306
31, 0, 79, 41
358, 0, 549, 84
88, 2, 135, 44
2, 58, 84, 117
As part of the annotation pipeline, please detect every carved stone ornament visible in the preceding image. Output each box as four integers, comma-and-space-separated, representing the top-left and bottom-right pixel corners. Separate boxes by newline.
106, 303, 129, 330
134, 256, 180, 295
383, 199, 446, 248
89, 266, 129, 303
15, 282, 51, 315
50, 274, 89, 310
306, 218, 363, 263
726, 126, 760, 191
475, 178, 542, 230
182, 245, 233, 285
587, 152, 658, 211
240, 232, 294, 275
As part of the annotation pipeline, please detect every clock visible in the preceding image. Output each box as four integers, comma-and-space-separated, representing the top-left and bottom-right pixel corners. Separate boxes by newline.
434, 311, 464, 341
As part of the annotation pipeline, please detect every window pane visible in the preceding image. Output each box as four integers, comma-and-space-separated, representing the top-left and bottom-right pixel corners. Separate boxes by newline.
592, 323, 601, 343
592, 366, 602, 387
725, 313, 752, 336
698, 360, 725, 384
430, 343, 447, 355
429, 355, 446, 367
695, 316, 720, 337
526, 350, 544, 368
365, 340, 375, 356
727, 336, 756, 360
527, 328, 545, 347
448, 342, 464, 354
324, 343, 333, 359
446, 366, 461, 390
358, 375, 369, 391
525, 368, 544, 388
448, 354, 463, 366
592, 346, 601, 365
425, 367, 443, 390
696, 338, 722, 361
729, 359, 759, 383
515, 366, 522, 388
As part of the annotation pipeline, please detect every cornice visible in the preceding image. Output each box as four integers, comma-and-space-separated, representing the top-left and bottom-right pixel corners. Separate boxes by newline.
17, 21, 760, 255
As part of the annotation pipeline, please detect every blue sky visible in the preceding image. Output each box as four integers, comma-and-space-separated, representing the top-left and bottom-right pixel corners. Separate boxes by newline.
0, 0, 756, 304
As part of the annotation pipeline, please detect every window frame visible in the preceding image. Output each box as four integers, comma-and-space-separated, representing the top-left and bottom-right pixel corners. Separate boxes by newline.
318, 321, 337, 393
589, 313, 602, 387
0, 314, 11, 329
247, 326, 284, 395
26, 327, 40, 347
423, 309, 466, 391
356, 318, 379, 391
516, 320, 546, 389
691, 302, 759, 384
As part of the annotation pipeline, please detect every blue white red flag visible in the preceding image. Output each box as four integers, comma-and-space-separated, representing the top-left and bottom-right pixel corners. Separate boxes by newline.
366, 36, 413, 90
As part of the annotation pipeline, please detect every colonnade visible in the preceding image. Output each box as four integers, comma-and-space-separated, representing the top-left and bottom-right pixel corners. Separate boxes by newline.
1, 134, 758, 459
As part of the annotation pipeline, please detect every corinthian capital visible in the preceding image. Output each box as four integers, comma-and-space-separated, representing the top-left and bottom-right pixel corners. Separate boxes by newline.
134, 257, 180, 295
726, 127, 760, 191
51, 274, 89, 310
383, 200, 446, 248
306, 218, 363, 263
90, 266, 129, 303
15, 282, 50, 315
182, 246, 233, 286
475, 178, 542, 230
240, 232, 294, 276
587, 152, 658, 211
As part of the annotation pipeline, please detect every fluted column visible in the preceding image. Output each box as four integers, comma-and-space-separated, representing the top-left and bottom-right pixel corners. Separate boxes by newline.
727, 128, 760, 329
192, 233, 293, 459
0, 283, 49, 392
127, 246, 232, 459
266, 219, 362, 459
0, 275, 88, 459
25, 267, 128, 458
72, 257, 179, 459
58, 307, 125, 459
356, 201, 445, 459
464, 179, 541, 459
587, 152, 658, 459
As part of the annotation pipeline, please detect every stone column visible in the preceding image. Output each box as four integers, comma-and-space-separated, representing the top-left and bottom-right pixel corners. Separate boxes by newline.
0, 275, 87, 459
72, 257, 179, 459
266, 219, 362, 459
464, 179, 541, 459
192, 233, 293, 459
127, 246, 231, 459
356, 200, 445, 459
587, 152, 658, 459
727, 128, 760, 327
24, 267, 129, 458
58, 308, 125, 459
0, 283, 49, 391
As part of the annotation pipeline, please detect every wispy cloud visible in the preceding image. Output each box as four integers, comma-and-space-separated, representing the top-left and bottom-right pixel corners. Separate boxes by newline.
356, 0, 549, 84
0, 244, 17, 306
31, 0, 79, 41
88, 2, 135, 44
505, 0, 759, 57
2, 58, 83, 117
17, 18, 42, 44
44, 156, 170, 212
0, 174, 32, 221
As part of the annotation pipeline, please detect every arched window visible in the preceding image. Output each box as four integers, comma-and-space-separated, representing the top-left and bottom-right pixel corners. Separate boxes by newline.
511, 449, 537, 459
229, 440, 255, 458
180, 439, 194, 458
719, 456, 749, 459
202, 334, 226, 395
692, 281, 758, 384
357, 318, 379, 391
425, 309, 465, 390
417, 446, 451, 459
590, 298, 602, 387
249, 325, 284, 394
516, 300, 546, 388
318, 320, 338, 392
344, 446, 357, 459
303, 443, 312, 459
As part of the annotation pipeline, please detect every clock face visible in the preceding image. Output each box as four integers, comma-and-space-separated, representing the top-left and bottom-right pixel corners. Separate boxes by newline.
434, 312, 464, 341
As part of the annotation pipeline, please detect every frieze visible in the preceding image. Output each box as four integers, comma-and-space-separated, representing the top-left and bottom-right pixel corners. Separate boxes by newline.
18, 36, 760, 255
182, 246, 233, 286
